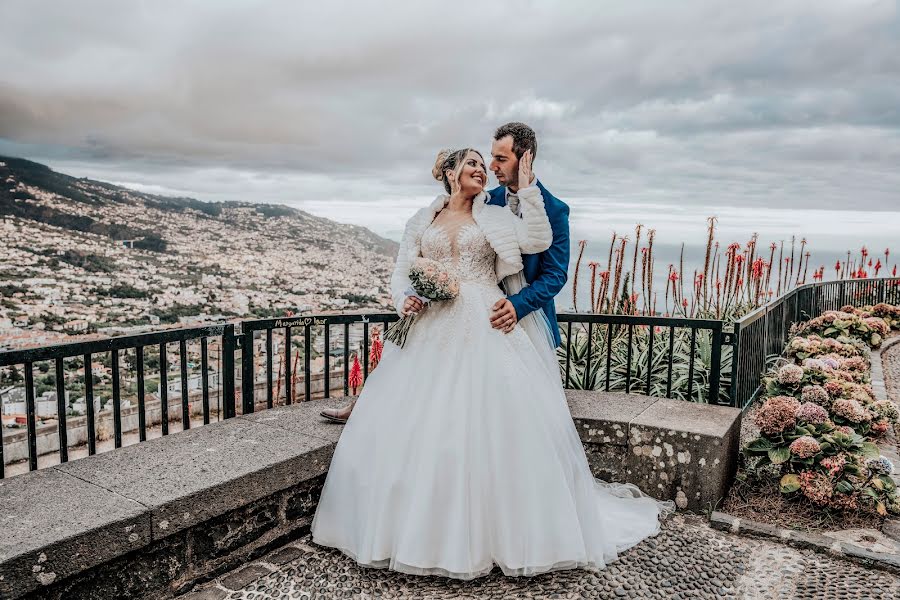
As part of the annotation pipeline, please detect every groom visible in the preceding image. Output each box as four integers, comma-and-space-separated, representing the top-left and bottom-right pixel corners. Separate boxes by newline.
486, 122, 570, 345
321, 122, 570, 423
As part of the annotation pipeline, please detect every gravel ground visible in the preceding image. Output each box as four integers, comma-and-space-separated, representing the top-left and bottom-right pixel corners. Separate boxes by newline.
181, 514, 900, 600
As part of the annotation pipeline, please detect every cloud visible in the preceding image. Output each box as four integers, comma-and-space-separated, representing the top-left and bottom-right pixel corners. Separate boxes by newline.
0, 0, 898, 219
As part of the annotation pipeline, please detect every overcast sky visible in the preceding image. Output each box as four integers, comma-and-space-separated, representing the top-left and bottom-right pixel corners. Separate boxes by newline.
1, 0, 898, 249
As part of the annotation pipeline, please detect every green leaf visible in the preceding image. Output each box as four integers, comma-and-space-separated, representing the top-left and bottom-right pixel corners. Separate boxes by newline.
746, 437, 774, 452
836, 480, 854, 494
861, 442, 880, 458
824, 326, 839, 335
769, 446, 791, 465
780, 474, 801, 493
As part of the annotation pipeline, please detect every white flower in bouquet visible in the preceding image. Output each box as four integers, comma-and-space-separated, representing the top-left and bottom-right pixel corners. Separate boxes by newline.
385, 258, 459, 347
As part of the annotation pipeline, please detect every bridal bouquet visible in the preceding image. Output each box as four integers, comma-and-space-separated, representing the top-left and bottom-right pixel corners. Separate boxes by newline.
384, 258, 459, 348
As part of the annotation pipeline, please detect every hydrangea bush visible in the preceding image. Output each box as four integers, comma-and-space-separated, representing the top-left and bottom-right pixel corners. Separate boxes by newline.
792, 309, 890, 348
743, 303, 900, 516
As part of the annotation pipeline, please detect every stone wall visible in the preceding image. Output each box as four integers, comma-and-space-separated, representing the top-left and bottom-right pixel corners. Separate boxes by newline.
570, 392, 742, 512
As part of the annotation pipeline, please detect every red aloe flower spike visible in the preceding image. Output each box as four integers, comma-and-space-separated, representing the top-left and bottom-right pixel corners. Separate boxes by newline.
369, 330, 384, 371
348, 354, 363, 394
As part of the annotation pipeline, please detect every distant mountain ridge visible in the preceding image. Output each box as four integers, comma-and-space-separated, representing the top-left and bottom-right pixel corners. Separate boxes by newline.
0, 155, 398, 257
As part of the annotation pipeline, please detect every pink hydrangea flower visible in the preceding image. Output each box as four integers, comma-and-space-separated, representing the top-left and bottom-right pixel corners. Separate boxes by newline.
802, 358, 828, 371
777, 364, 804, 386
796, 402, 828, 424
799, 470, 833, 506
824, 380, 845, 399
832, 398, 872, 423
821, 357, 841, 369
864, 317, 890, 336
789, 436, 821, 458
821, 454, 847, 477
871, 420, 890, 436
873, 400, 899, 422
801, 385, 829, 406
754, 395, 801, 435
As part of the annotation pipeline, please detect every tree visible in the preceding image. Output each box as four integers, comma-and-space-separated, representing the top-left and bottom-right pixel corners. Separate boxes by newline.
3, 365, 22, 384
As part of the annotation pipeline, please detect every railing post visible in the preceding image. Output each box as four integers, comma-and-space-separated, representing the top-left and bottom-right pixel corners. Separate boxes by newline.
708, 325, 723, 405
241, 326, 255, 414
222, 324, 237, 419
24, 362, 37, 471
728, 321, 741, 407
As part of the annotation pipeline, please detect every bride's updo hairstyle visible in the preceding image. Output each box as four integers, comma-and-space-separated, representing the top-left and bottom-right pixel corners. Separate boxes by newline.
432, 148, 483, 194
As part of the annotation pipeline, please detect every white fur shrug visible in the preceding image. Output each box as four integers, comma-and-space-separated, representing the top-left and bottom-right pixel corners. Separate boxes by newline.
389, 187, 552, 314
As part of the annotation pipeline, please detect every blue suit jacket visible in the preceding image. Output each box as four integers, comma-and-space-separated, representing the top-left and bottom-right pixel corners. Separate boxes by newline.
487, 181, 570, 347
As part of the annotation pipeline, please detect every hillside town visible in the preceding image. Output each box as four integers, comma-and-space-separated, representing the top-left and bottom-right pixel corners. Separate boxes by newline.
0, 159, 398, 352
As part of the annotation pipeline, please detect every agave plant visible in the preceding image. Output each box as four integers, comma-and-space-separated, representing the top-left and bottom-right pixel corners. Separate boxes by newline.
558, 322, 733, 403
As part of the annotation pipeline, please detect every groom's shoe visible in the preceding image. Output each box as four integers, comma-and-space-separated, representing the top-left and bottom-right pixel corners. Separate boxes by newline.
320, 399, 355, 424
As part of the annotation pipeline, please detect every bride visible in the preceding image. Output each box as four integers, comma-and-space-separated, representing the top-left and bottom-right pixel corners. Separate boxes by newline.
311, 147, 672, 580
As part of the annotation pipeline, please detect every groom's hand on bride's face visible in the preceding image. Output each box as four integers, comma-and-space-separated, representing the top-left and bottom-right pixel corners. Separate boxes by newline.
491, 299, 518, 333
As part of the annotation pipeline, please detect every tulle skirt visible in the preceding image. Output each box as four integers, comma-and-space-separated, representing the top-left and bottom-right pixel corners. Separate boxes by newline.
311, 280, 672, 579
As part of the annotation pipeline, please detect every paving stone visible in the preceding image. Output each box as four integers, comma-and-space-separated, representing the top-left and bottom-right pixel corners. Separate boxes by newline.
179, 587, 228, 600
220, 564, 273, 590
265, 545, 304, 565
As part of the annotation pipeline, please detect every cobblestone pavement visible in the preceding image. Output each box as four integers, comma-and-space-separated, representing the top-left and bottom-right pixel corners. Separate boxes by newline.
182, 514, 900, 599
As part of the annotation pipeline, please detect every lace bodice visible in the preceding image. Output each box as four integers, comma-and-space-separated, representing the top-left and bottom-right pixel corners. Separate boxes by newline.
420, 222, 497, 284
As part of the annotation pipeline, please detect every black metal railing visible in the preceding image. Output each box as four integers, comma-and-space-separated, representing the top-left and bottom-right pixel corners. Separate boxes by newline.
558, 314, 730, 405
0, 324, 233, 478
728, 277, 900, 409
1, 278, 898, 478
236, 313, 399, 414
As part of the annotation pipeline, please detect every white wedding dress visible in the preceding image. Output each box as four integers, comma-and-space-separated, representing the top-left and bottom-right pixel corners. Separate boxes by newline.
311, 217, 672, 580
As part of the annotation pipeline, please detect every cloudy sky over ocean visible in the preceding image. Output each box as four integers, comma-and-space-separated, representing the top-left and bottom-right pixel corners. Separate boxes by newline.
2, 0, 899, 305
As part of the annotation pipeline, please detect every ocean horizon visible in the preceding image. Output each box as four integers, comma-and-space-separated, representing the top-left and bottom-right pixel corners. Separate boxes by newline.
294, 196, 900, 313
